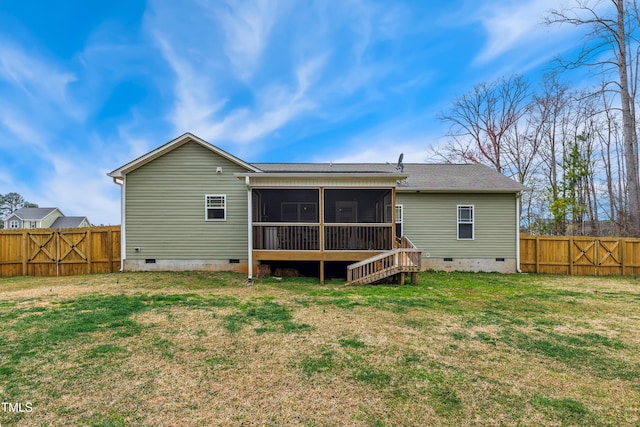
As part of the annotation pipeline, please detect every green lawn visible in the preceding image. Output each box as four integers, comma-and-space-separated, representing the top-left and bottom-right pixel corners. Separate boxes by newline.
0, 271, 638, 426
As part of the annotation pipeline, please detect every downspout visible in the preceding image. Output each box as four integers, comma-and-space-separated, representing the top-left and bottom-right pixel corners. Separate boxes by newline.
516, 192, 522, 273
246, 176, 253, 284
112, 176, 126, 272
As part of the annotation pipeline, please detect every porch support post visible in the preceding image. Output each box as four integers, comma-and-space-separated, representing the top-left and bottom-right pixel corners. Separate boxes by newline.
319, 186, 324, 251
246, 176, 253, 282
392, 186, 397, 247
319, 187, 325, 285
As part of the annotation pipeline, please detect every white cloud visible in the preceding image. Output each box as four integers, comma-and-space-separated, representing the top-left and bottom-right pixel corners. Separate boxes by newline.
213, 0, 284, 80
0, 42, 78, 121
37, 155, 120, 225
191, 55, 325, 144
149, 0, 328, 148
0, 104, 45, 147
316, 116, 437, 164
153, 35, 227, 133
473, 0, 580, 65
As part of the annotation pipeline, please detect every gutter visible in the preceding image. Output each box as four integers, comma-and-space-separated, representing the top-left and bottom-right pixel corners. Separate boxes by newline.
112, 177, 126, 272
516, 192, 522, 273
246, 176, 253, 284
396, 188, 525, 194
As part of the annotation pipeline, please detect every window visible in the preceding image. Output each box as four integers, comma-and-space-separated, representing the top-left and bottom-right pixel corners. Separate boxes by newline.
30, 221, 37, 228
457, 205, 474, 240
9, 220, 20, 229
395, 205, 403, 237
206, 195, 226, 221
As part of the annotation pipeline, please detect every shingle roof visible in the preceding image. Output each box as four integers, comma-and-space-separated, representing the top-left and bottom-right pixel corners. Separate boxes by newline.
253, 163, 525, 192
109, 134, 524, 193
12, 207, 58, 220
397, 163, 525, 192
51, 217, 89, 228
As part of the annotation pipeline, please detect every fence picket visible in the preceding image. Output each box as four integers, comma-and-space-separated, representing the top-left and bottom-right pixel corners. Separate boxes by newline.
0, 226, 120, 277
3, 228, 639, 278
520, 234, 640, 276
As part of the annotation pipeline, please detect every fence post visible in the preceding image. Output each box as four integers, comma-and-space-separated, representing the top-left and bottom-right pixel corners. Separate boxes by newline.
21, 230, 28, 276
56, 231, 60, 277
86, 229, 92, 274
618, 238, 624, 275
595, 239, 599, 276
535, 236, 540, 274
108, 227, 114, 273
569, 237, 574, 275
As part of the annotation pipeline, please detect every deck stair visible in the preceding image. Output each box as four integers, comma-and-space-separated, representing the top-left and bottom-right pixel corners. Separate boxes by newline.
346, 236, 422, 285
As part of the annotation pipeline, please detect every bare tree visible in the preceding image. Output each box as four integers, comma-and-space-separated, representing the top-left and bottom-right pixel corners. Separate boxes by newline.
593, 85, 628, 234
437, 75, 530, 176
546, 0, 640, 235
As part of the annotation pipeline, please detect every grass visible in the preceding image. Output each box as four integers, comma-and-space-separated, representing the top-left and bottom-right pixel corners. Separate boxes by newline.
0, 271, 639, 426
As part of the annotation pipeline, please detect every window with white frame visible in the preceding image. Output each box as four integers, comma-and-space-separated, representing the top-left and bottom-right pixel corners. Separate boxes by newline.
206, 195, 226, 221
457, 205, 474, 240
9, 220, 20, 229
395, 204, 403, 237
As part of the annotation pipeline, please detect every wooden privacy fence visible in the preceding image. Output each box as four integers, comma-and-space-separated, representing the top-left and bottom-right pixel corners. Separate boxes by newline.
520, 234, 640, 276
0, 226, 120, 277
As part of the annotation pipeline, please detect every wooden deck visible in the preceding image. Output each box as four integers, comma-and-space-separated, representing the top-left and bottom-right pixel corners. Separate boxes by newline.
251, 223, 421, 284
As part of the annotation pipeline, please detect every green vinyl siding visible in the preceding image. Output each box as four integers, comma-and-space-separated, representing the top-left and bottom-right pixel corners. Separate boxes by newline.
125, 141, 249, 259
397, 192, 517, 259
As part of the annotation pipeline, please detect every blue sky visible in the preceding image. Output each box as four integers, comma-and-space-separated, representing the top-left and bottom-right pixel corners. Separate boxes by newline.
0, 0, 588, 225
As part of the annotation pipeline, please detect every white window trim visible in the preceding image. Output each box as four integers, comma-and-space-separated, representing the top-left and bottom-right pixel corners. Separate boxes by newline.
205, 194, 227, 221
395, 204, 403, 236
395, 204, 403, 223
9, 220, 20, 229
457, 204, 474, 240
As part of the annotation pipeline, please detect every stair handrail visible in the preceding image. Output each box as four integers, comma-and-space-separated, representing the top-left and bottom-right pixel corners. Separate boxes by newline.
347, 236, 422, 284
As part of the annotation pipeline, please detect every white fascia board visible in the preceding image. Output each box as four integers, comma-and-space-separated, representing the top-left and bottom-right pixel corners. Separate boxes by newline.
108, 132, 261, 179
396, 188, 523, 194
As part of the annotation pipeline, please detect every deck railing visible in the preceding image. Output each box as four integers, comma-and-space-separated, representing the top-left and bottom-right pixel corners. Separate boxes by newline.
324, 224, 393, 251
395, 235, 417, 249
253, 224, 320, 251
252, 223, 394, 251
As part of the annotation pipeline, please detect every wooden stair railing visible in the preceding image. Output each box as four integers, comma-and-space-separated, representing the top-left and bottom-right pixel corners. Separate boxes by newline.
347, 236, 422, 285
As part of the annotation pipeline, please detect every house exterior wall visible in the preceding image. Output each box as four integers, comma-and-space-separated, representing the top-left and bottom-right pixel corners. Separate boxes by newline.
124, 141, 249, 269
397, 192, 518, 273
40, 210, 64, 228
2, 215, 21, 229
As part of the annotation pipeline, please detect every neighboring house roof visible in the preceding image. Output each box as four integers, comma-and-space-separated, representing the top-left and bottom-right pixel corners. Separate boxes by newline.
51, 217, 90, 228
254, 163, 525, 193
108, 132, 261, 179
10, 207, 60, 220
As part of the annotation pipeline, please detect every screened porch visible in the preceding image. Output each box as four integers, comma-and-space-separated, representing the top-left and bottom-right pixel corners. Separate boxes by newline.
251, 188, 395, 252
